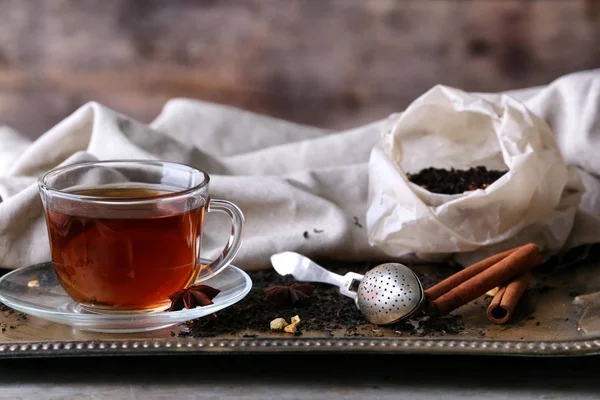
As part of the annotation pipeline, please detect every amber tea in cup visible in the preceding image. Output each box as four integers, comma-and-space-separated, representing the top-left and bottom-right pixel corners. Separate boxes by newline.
44, 187, 204, 311
38, 161, 245, 313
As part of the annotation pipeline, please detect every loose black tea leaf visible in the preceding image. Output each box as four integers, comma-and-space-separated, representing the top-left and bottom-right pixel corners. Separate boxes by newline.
179, 263, 464, 339
407, 166, 507, 195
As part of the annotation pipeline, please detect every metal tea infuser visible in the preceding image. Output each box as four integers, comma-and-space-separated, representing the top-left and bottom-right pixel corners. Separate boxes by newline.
271, 244, 547, 325
270, 252, 425, 325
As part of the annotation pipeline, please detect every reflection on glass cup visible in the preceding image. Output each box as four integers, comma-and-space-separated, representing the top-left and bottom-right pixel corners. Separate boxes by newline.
38, 160, 245, 313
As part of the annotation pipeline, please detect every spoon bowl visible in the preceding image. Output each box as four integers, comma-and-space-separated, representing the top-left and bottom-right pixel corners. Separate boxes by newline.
356, 263, 425, 325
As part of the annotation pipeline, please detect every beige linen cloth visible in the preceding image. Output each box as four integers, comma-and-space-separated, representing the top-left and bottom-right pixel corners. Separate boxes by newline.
1, 69, 600, 271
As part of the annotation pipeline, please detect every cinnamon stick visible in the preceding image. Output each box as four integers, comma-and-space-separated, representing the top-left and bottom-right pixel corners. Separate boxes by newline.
486, 273, 532, 324
424, 245, 523, 302
427, 243, 542, 317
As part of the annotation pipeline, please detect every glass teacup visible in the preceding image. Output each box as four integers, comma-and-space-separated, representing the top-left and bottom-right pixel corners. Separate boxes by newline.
38, 160, 245, 313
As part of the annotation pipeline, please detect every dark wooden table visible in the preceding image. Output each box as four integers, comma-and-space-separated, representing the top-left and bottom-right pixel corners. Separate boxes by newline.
2, 0, 600, 140
0, 354, 598, 399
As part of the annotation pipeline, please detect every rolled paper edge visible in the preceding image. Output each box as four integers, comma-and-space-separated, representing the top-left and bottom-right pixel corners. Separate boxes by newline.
487, 273, 532, 324
424, 245, 524, 304
428, 243, 541, 317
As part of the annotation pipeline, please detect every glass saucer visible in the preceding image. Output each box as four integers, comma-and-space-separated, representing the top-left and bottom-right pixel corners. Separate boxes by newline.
0, 260, 252, 333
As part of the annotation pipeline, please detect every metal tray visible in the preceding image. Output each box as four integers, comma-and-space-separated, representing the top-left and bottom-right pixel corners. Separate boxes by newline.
2, 247, 600, 358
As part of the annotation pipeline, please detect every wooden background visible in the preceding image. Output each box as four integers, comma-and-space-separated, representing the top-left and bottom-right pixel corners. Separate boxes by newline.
1, 0, 600, 139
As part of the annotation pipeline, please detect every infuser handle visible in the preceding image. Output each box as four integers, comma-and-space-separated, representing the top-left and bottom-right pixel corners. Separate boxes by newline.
270, 252, 363, 300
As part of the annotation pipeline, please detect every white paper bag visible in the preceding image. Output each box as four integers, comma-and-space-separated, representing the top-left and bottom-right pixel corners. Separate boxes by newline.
366, 85, 584, 264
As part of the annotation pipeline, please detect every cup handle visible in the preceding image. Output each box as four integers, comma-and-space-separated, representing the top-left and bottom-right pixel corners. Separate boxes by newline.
195, 198, 246, 283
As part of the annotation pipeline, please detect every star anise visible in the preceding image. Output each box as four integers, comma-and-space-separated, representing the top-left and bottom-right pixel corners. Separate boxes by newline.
263, 283, 315, 306
168, 285, 221, 311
